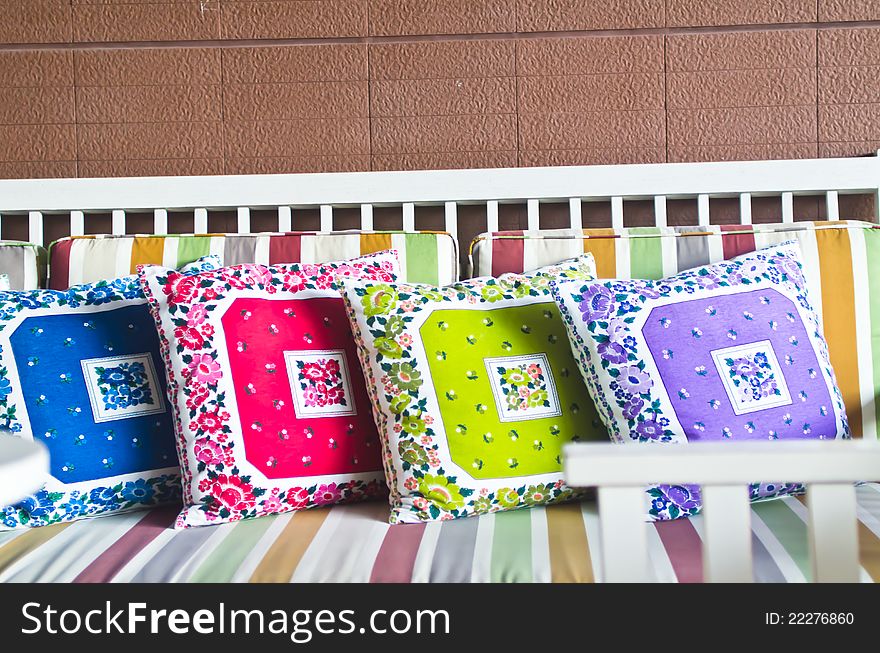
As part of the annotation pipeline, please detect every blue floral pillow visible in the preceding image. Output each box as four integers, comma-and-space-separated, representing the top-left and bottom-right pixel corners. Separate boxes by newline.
552, 242, 850, 520
1, 255, 220, 529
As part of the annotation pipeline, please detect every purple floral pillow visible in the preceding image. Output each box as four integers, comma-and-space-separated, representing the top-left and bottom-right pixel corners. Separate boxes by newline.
552, 241, 850, 520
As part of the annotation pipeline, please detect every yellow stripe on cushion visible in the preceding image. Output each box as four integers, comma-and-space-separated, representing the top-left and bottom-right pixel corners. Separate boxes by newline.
546, 502, 594, 583
582, 230, 616, 279
129, 237, 168, 275
816, 228, 863, 437
0, 523, 72, 574
360, 233, 393, 256
248, 508, 330, 582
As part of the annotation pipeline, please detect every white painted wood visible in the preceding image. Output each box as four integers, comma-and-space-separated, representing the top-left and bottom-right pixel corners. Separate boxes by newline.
807, 483, 859, 582
697, 193, 710, 227
70, 211, 85, 237
564, 440, 880, 487
237, 206, 250, 234
653, 195, 667, 228
781, 191, 794, 223
739, 193, 752, 225
402, 202, 415, 232
0, 436, 49, 507
701, 484, 753, 582
568, 198, 582, 229
153, 209, 168, 235
194, 208, 208, 234
596, 486, 650, 583
111, 209, 126, 236
444, 201, 457, 235
28, 211, 43, 247
486, 200, 499, 232
825, 191, 840, 221
319, 205, 333, 233
611, 196, 624, 230
277, 206, 292, 232
360, 204, 373, 232
527, 199, 540, 231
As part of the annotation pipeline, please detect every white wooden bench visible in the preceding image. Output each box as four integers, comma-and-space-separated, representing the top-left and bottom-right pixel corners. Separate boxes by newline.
564, 440, 880, 583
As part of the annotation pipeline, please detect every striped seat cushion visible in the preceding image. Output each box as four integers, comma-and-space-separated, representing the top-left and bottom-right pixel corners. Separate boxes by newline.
0, 241, 46, 290
1, 485, 878, 582
472, 221, 880, 440
49, 232, 458, 289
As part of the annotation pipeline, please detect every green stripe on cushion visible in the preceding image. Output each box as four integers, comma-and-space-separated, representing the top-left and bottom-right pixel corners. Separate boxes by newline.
404, 233, 439, 285
490, 509, 533, 582
188, 517, 278, 583
752, 499, 811, 581
176, 236, 212, 268
627, 228, 664, 280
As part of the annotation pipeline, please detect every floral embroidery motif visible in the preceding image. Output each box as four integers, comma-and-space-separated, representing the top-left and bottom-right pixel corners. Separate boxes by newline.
285, 350, 356, 418
711, 341, 791, 415
485, 353, 561, 422
82, 353, 164, 422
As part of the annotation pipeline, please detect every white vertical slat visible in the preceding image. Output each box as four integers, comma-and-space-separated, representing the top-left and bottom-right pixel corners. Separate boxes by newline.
444, 201, 457, 236
111, 209, 126, 236
360, 204, 374, 231
153, 209, 168, 235
237, 207, 251, 234
486, 200, 499, 233
697, 194, 710, 227
807, 483, 860, 582
320, 205, 333, 233
739, 193, 752, 225
527, 199, 540, 231
194, 208, 208, 234
825, 191, 840, 221
597, 486, 650, 582
28, 212, 43, 247
701, 484, 753, 583
653, 195, 667, 228
70, 211, 85, 237
277, 206, 292, 232
610, 196, 624, 230
781, 192, 794, 223
568, 198, 582, 230
402, 202, 415, 232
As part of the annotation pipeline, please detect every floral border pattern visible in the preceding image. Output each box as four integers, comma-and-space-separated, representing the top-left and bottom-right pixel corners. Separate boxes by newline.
341, 255, 597, 523
0, 254, 220, 529
552, 242, 850, 521
140, 252, 400, 528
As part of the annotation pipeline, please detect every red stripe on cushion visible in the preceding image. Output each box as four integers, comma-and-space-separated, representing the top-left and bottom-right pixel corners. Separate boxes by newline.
73, 506, 178, 583
720, 225, 757, 260
369, 523, 426, 583
49, 238, 73, 290
491, 233, 524, 277
269, 234, 302, 265
653, 518, 704, 583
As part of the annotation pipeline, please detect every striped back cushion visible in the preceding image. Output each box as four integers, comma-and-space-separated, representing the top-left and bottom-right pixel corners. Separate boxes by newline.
471, 220, 880, 440
49, 231, 458, 289
0, 241, 46, 290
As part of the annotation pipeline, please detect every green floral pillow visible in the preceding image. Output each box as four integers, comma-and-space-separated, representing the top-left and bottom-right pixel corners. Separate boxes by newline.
341, 254, 605, 523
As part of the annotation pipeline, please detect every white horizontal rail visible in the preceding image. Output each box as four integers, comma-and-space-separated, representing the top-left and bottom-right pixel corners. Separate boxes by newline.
564, 440, 880, 487
1, 157, 877, 213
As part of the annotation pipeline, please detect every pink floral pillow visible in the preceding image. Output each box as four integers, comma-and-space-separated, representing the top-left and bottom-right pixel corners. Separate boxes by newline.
139, 251, 400, 527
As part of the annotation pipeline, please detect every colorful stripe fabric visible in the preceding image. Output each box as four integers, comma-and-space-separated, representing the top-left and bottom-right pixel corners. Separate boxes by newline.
1, 485, 878, 583
0, 241, 45, 290
470, 221, 880, 440
48, 232, 458, 289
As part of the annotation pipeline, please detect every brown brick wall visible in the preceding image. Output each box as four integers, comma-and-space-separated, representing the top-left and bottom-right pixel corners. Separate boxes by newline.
2, 1, 880, 179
